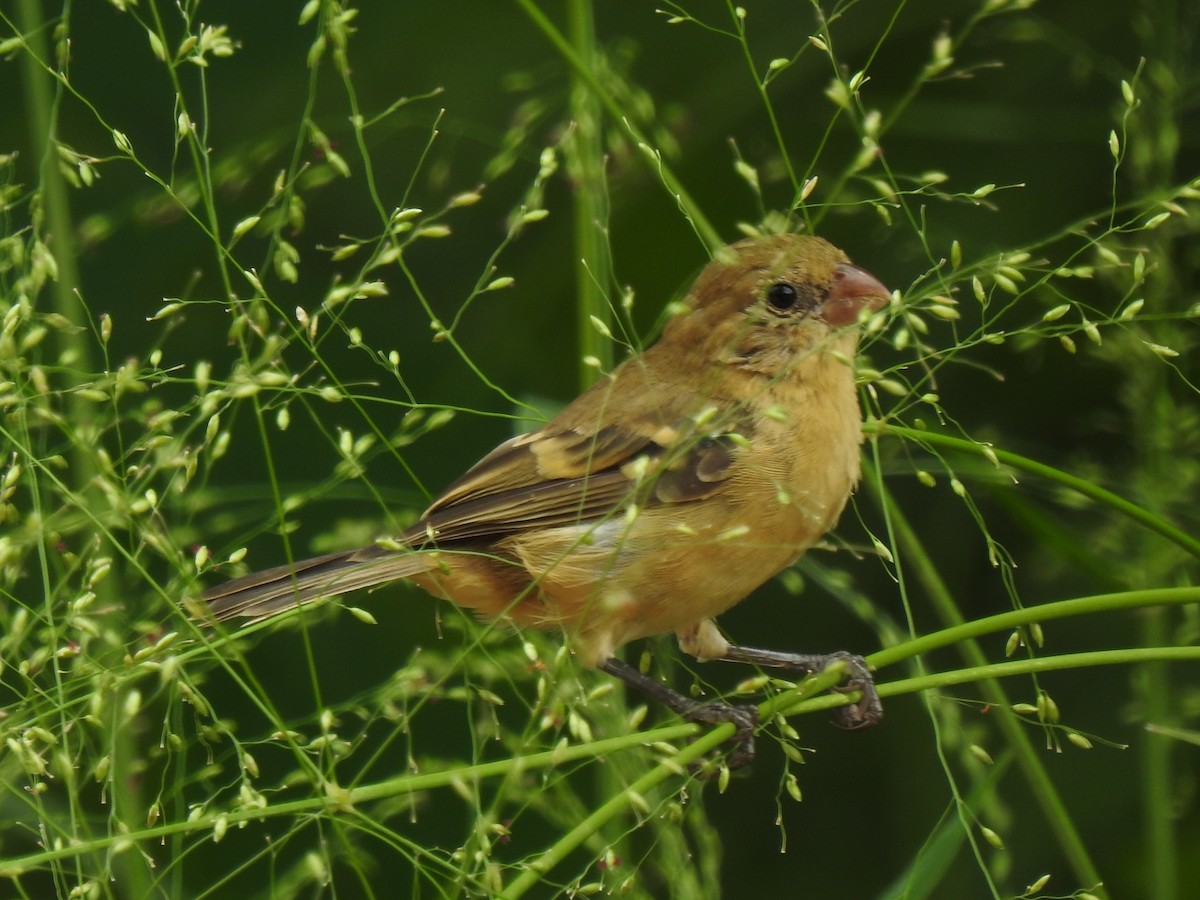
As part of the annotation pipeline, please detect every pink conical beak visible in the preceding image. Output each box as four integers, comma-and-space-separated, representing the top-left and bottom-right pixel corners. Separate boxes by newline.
821, 262, 891, 327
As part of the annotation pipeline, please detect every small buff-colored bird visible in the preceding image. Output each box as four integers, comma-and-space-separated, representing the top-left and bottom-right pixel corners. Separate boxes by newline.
200, 233, 891, 763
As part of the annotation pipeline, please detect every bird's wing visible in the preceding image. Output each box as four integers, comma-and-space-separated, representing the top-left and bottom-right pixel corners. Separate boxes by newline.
406, 420, 741, 545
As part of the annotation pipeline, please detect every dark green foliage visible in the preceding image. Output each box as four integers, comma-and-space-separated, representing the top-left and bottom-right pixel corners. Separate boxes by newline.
0, 1, 1197, 898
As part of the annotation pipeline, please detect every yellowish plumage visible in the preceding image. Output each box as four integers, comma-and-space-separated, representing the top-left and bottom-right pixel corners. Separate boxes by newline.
200, 233, 888, 670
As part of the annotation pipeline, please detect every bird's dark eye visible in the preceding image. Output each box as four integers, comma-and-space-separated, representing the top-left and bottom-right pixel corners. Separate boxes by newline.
766, 282, 799, 311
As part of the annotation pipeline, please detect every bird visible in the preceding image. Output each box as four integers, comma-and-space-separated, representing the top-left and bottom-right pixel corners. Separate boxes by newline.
198, 232, 891, 765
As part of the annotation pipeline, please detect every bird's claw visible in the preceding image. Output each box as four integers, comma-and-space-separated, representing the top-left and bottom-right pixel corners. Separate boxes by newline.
823, 651, 883, 730
684, 700, 759, 771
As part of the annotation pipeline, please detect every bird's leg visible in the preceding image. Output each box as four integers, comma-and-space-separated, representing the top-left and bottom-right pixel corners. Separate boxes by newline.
718, 646, 882, 730
599, 657, 759, 769
676, 620, 883, 730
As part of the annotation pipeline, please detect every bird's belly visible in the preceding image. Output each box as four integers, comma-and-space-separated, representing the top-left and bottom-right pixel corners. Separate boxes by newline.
608, 501, 825, 635
499, 476, 851, 665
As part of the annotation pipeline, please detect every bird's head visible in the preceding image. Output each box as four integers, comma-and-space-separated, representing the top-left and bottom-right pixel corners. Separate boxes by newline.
663, 234, 891, 379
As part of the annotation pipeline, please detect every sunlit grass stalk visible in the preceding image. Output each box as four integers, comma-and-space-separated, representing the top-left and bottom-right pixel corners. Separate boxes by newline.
515, 0, 720, 251
867, 459, 1096, 894
14, 2, 155, 896
566, 0, 613, 384
15, 0, 90, 387
558, 0, 644, 891
867, 459, 1006, 892
1120, 8, 1190, 897
4, 639, 1196, 889
870, 587, 1200, 669
867, 422, 1200, 561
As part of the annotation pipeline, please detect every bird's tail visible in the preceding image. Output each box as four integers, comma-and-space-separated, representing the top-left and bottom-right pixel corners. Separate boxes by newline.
200, 545, 433, 623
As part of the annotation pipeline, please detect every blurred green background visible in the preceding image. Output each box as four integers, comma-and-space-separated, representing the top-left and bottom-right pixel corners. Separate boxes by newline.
2, 0, 1199, 897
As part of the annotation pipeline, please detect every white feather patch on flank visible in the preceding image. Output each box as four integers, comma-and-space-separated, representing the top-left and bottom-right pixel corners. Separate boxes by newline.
601, 588, 636, 615
716, 523, 751, 541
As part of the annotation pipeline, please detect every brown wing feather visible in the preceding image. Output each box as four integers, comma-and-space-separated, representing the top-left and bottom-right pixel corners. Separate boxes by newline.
651, 435, 738, 504
407, 423, 741, 546
203, 418, 742, 622
428, 422, 670, 514
404, 469, 636, 544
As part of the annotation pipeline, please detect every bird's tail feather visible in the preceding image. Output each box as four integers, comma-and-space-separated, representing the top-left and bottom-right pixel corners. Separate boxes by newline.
200, 545, 432, 623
